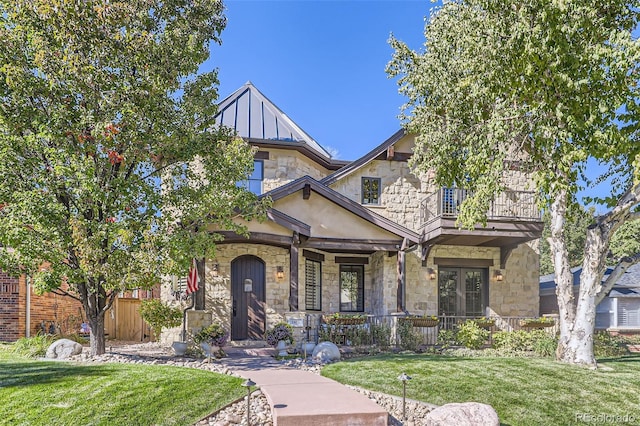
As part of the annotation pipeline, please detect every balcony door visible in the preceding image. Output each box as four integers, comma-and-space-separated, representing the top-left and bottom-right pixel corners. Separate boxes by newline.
438, 267, 487, 317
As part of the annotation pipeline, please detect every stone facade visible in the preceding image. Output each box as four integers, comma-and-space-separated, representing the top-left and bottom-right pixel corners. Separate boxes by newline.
160, 131, 541, 343
261, 148, 330, 193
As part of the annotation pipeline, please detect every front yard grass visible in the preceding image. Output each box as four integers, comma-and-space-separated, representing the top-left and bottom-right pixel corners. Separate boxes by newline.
322, 353, 640, 425
0, 348, 244, 426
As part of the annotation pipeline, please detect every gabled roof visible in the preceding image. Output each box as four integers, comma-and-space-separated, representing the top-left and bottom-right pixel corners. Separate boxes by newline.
215, 82, 332, 159
539, 264, 640, 297
321, 129, 406, 185
262, 175, 420, 244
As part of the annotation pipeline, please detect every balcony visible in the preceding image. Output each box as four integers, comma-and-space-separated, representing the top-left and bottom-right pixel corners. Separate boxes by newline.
419, 188, 543, 262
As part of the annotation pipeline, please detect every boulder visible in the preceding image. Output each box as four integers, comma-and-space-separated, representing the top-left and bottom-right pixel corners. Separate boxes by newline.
45, 338, 83, 359
425, 402, 499, 426
311, 341, 340, 362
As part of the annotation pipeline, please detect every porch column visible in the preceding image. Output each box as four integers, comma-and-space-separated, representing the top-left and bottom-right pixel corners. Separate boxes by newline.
194, 258, 205, 310
397, 250, 405, 312
397, 238, 409, 312
289, 244, 299, 311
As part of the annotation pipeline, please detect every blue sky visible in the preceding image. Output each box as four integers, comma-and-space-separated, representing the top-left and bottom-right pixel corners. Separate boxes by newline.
204, 0, 432, 161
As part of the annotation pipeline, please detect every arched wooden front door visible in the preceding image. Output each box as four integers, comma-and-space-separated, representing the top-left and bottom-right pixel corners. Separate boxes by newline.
231, 255, 266, 340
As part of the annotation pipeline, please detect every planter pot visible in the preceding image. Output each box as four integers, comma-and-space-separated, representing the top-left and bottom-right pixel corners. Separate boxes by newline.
519, 320, 555, 328
172, 341, 187, 356
323, 316, 366, 325
398, 317, 439, 327
475, 320, 495, 329
276, 340, 288, 357
200, 342, 212, 357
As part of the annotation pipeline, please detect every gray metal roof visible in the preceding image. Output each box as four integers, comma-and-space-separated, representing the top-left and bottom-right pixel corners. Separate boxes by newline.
214, 82, 332, 159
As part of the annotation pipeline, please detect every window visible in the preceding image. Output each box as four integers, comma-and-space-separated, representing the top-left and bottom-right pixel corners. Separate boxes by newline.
361, 177, 381, 205
438, 268, 487, 317
305, 259, 322, 311
238, 160, 263, 195
340, 265, 364, 312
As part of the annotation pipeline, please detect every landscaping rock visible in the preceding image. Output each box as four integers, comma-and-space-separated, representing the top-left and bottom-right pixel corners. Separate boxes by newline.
46, 338, 83, 359
425, 402, 499, 426
312, 341, 341, 362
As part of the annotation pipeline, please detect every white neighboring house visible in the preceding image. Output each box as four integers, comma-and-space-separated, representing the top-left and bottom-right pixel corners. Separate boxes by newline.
540, 264, 640, 332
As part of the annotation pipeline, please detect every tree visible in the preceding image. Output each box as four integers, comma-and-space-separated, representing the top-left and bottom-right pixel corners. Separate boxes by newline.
610, 220, 640, 260
0, 0, 268, 355
539, 205, 595, 275
388, 0, 640, 367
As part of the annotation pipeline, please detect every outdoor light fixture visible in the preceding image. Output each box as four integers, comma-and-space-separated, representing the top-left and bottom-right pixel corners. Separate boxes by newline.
494, 270, 504, 282
212, 263, 219, 277
242, 378, 256, 426
276, 266, 284, 280
426, 268, 436, 280
398, 372, 412, 421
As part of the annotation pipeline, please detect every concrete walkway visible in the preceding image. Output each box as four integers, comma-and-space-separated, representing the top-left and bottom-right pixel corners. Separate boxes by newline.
221, 346, 388, 426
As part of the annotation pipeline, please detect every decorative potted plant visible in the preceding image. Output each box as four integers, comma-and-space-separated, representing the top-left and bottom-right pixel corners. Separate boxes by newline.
138, 299, 183, 354
519, 317, 556, 328
398, 314, 439, 327
472, 317, 496, 329
322, 313, 367, 326
265, 322, 294, 356
193, 323, 229, 358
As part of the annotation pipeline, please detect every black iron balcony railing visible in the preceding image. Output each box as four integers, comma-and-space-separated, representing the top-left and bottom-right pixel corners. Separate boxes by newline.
420, 188, 540, 225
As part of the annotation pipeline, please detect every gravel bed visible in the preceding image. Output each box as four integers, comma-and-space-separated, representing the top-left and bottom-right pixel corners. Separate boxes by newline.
67, 342, 435, 425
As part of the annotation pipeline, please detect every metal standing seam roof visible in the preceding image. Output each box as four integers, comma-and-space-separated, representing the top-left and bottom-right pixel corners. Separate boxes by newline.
214, 81, 332, 159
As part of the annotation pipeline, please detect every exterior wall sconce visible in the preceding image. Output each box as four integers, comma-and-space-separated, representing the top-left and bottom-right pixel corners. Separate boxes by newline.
494, 270, 504, 282
276, 266, 284, 280
426, 268, 436, 280
212, 263, 219, 277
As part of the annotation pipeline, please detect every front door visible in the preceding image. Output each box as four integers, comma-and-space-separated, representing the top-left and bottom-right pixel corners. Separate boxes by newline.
438, 267, 487, 317
231, 255, 266, 340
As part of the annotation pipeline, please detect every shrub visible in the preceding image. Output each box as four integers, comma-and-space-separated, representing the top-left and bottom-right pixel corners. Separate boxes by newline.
437, 328, 458, 347
532, 332, 558, 357
456, 320, 489, 349
12, 334, 58, 358
138, 299, 182, 339
594, 331, 629, 358
493, 329, 557, 356
371, 323, 392, 350
193, 323, 228, 347
397, 321, 421, 351
493, 330, 534, 352
265, 322, 294, 346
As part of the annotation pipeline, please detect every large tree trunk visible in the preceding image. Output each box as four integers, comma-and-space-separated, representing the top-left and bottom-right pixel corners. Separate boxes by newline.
548, 189, 575, 358
88, 311, 106, 355
80, 277, 114, 356
556, 184, 640, 366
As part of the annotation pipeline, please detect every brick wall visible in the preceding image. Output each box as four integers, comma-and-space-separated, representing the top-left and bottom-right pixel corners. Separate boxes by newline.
0, 271, 20, 341
0, 271, 84, 342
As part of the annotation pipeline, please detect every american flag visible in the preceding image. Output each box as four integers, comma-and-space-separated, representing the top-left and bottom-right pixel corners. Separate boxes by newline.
186, 258, 199, 295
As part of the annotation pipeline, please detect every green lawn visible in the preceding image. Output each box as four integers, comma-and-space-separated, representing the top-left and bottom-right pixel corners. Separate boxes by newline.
322, 353, 640, 426
0, 350, 245, 426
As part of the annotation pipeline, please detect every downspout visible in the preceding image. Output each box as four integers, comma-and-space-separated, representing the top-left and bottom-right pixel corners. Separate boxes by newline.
25, 275, 31, 338
181, 293, 195, 342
